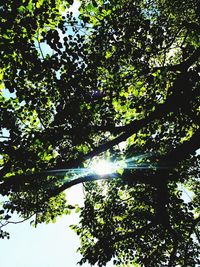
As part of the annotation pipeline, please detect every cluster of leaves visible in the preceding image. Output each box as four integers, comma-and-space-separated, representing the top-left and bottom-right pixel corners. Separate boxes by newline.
0, 0, 200, 266
72, 0, 200, 266
74, 180, 199, 266
0, 0, 85, 234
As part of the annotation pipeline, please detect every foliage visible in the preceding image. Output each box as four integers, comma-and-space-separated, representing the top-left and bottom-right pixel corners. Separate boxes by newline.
0, 0, 200, 266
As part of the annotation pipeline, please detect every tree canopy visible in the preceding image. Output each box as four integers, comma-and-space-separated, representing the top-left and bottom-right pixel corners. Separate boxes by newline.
0, 0, 200, 266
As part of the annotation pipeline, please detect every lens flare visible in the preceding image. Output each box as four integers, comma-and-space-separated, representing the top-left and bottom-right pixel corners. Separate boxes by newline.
90, 159, 118, 176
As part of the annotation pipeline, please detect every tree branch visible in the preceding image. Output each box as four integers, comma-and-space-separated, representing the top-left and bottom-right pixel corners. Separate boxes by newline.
91, 70, 199, 135
162, 128, 200, 166
152, 47, 200, 72
48, 128, 200, 196
47, 173, 118, 198
0, 67, 199, 196
0, 136, 9, 139
0, 214, 34, 229
0, 126, 199, 197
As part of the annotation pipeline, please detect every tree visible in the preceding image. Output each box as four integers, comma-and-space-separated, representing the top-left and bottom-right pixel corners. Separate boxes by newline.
0, 0, 200, 266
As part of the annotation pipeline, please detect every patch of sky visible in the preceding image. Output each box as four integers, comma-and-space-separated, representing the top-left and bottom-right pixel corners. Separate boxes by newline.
2, 87, 16, 100
177, 183, 195, 204
141, 0, 160, 21
0, 128, 10, 157
196, 148, 200, 155
64, 0, 81, 16
0, 184, 114, 267
35, 0, 81, 58
34, 0, 90, 82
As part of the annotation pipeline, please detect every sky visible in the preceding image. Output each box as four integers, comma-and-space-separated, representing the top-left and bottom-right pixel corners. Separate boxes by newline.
0, 185, 114, 267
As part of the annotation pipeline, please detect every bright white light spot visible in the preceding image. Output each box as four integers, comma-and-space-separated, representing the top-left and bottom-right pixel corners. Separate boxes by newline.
62, 0, 80, 15
90, 159, 117, 176
65, 184, 84, 206
118, 141, 127, 151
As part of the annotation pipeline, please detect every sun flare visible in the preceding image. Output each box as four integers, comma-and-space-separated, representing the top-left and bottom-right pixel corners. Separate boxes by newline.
90, 159, 118, 176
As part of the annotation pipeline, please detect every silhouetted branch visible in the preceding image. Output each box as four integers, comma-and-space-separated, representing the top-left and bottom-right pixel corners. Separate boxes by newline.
152, 47, 200, 72
91, 71, 199, 135
0, 127, 199, 197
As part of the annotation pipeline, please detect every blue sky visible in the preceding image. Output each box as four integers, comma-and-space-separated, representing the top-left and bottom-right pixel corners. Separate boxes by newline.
0, 210, 83, 267
0, 185, 114, 267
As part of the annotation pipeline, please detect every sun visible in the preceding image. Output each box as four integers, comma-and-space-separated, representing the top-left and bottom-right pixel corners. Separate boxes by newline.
90, 159, 118, 176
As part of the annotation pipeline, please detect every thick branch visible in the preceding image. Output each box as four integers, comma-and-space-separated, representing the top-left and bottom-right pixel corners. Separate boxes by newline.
162, 128, 200, 166
48, 173, 118, 198
153, 47, 200, 72
50, 128, 200, 196
93, 70, 198, 135
0, 126, 199, 197
0, 68, 199, 195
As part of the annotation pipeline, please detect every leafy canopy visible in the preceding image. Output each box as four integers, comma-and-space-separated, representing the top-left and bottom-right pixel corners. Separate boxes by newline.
0, 0, 200, 266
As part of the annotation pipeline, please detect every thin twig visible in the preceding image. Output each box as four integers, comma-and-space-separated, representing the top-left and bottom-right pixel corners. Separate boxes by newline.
0, 214, 34, 228
0, 136, 9, 139
37, 32, 45, 60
